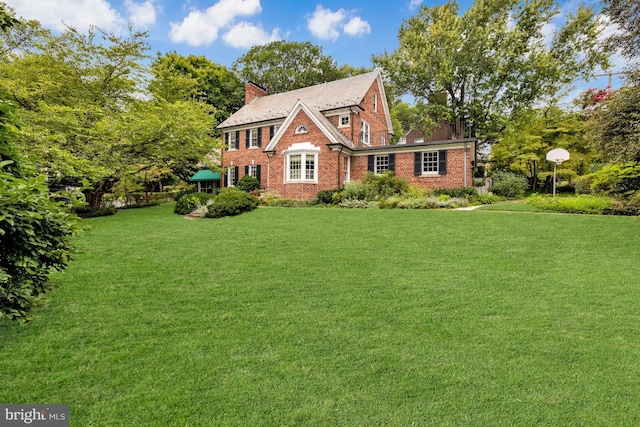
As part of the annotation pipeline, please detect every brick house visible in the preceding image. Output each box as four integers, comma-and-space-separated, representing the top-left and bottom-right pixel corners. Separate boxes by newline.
217, 70, 477, 199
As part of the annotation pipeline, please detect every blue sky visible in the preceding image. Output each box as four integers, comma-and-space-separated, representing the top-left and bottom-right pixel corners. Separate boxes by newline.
6, 0, 626, 102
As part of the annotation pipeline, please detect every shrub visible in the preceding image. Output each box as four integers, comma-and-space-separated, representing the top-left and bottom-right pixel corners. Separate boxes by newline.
74, 206, 118, 218
434, 187, 477, 198
236, 175, 260, 193
341, 180, 376, 201
574, 175, 593, 195
378, 196, 403, 209
174, 186, 197, 203
317, 188, 342, 204
490, 171, 529, 198
473, 193, 501, 205
526, 194, 612, 214
397, 198, 429, 209
206, 188, 259, 218
1, 168, 82, 320
590, 163, 640, 196
362, 172, 409, 198
262, 198, 317, 208
339, 199, 372, 208
174, 192, 216, 215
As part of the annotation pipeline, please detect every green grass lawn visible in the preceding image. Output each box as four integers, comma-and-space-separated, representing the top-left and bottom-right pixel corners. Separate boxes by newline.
2, 204, 640, 426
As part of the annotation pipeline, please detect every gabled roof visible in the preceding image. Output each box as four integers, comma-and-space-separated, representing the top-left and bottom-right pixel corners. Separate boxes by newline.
266, 100, 354, 151
218, 70, 385, 129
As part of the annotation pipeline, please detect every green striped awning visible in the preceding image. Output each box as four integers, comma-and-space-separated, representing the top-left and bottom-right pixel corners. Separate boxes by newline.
189, 169, 221, 182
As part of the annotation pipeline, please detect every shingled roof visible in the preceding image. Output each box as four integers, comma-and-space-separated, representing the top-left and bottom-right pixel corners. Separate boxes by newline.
218, 70, 382, 129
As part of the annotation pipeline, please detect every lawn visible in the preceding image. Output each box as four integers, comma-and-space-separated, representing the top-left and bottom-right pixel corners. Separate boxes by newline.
1, 203, 639, 426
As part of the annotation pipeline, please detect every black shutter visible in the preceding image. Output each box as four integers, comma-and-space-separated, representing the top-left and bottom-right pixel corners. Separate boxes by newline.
245, 130, 250, 149
223, 168, 227, 187
235, 131, 240, 149
438, 150, 447, 175
256, 165, 261, 184
257, 128, 262, 147
414, 152, 422, 176
388, 153, 396, 174
368, 155, 374, 172
233, 166, 239, 186
245, 165, 249, 176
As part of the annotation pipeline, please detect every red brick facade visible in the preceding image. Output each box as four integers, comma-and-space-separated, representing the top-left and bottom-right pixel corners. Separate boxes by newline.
219, 72, 476, 199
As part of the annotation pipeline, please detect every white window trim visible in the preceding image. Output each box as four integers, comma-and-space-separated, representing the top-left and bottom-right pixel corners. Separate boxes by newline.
283, 142, 320, 184
373, 92, 378, 113
375, 155, 389, 174
295, 124, 308, 134
343, 156, 350, 184
226, 168, 236, 187
420, 151, 440, 175
227, 132, 237, 150
249, 128, 259, 148
361, 120, 370, 146
339, 114, 350, 128
248, 164, 258, 178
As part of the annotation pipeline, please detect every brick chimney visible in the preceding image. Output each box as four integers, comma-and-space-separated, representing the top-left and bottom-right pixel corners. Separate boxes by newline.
245, 82, 268, 105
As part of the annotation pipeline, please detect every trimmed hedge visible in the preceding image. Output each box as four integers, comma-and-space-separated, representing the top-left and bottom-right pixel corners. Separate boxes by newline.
174, 192, 216, 215
205, 188, 259, 218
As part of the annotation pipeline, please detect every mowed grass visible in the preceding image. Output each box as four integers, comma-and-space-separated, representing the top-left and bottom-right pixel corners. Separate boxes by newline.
1, 204, 640, 426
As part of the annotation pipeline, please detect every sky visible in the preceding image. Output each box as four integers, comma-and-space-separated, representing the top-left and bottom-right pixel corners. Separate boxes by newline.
4, 0, 628, 104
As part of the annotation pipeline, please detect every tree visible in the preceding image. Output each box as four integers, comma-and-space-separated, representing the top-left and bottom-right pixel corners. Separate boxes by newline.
491, 107, 594, 191
588, 85, 640, 164
373, 0, 608, 141
0, 23, 151, 209
0, 5, 81, 320
601, 0, 640, 67
233, 40, 369, 94
150, 52, 244, 124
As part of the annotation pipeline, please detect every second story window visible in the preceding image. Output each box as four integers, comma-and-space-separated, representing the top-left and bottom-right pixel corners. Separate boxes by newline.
339, 115, 350, 128
246, 128, 261, 148
360, 120, 370, 146
373, 92, 378, 113
226, 131, 239, 150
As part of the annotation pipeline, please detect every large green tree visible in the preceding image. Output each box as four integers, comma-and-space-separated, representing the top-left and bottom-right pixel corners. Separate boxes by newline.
150, 52, 244, 124
373, 0, 608, 141
233, 40, 369, 94
492, 107, 594, 190
0, 5, 81, 321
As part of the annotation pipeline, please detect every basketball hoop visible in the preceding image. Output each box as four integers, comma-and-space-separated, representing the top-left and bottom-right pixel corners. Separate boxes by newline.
546, 149, 570, 197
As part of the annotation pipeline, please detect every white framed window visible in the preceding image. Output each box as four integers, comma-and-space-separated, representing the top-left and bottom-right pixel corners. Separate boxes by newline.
360, 120, 370, 146
375, 155, 389, 174
226, 167, 236, 187
343, 156, 350, 184
284, 142, 320, 183
339, 115, 350, 128
380, 136, 386, 146
423, 151, 439, 173
373, 92, 378, 113
227, 132, 237, 150
247, 164, 258, 178
295, 124, 308, 134
249, 128, 259, 148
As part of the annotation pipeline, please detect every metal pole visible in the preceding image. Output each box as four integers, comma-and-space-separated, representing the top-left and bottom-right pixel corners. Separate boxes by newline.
553, 163, 557, 198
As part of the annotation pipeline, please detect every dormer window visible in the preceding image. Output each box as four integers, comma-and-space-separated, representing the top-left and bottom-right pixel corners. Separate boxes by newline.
295, 124, 308, 134
339, 115, 350, 128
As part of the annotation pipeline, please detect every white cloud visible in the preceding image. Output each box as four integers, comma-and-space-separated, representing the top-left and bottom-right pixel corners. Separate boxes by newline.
307, 5, 370, 41
222, 22, 282, 49
169, 0, 262, 46
124, 0, 158, 28
307, 5, 345, 41
344, 16, 370, 37
8, 0, 123, 32
409, 0, 423, 9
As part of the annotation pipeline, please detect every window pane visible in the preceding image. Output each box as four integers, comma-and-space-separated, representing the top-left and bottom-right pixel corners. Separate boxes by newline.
423, 152, 439, 173
375, 155, 389, 174
289, 154, 301, 180
305, 156, 315, 180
